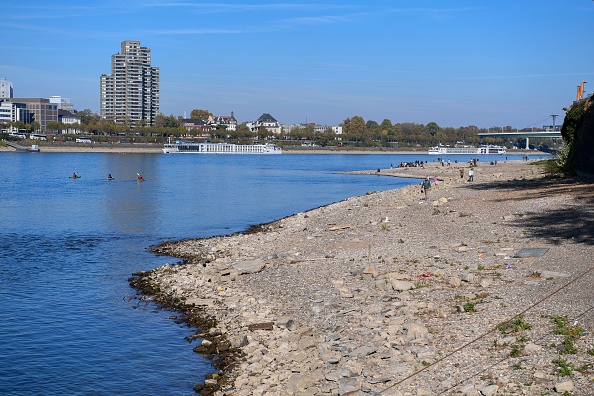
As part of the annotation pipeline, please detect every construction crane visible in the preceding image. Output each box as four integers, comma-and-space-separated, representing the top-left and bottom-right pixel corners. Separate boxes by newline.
576, 81, 587, 100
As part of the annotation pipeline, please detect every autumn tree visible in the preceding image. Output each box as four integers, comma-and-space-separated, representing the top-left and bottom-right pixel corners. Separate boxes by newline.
342, 116, 367, 143
190, 109, 211, 120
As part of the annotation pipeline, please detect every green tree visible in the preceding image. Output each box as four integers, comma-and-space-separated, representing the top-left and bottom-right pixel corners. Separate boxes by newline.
343, 116, 367, 143
47, 121, 60, 133
426, 121, 440, 136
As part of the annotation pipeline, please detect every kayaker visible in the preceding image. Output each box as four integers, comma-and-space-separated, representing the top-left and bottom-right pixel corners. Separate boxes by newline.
137, 174, 144, 182
108, 174, 112, 179
72, 172, 78, 179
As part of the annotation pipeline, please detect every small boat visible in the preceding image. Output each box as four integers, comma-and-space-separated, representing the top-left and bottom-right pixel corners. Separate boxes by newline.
107, 177, 114, 180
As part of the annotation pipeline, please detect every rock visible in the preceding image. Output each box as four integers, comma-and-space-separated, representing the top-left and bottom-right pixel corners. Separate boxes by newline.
276, 317, 296, 331
349, 345, 376, 357
480, 277, 493, 287
232, 259, 266, 274
449, 275, 462, 287
406, 322, 428, 340
540, 271, 570, 278
524, 342, 542, 354
479, 384, 499, 395
363, 266, 378, 277
554, 380, 574, 392
286, 373, 317, 393
391, 279, 415, 291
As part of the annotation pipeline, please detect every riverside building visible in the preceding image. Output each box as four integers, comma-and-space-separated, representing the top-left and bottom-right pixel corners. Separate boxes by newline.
100, 40, 160, 127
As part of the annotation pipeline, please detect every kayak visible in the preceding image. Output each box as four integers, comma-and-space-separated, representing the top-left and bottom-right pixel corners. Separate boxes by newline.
69, 176, 81, 179
107, 177, 114, 180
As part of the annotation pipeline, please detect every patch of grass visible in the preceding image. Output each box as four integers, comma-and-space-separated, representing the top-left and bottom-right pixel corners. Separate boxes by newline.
458, 212, 471, 217
463, 302, 476, 312
512, 315, 532, 332
475, 292, 489, 299
532, 158, 562, 176
477, 264, 485, 270
380, 222, 390, 231
422, 360, 430, 367
552, 357, 573, 377
510, 344, 523, 356
551, 315, 583, 339
499, 315, 532, 334
559, 336, 578, 355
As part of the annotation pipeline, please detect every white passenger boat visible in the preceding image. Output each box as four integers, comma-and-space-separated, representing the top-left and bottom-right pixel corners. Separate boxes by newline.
428, 145, 506, 155
163, 140, 282, 154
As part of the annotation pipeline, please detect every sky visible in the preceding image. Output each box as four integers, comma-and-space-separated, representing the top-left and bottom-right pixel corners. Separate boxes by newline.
1, 1, 593, 129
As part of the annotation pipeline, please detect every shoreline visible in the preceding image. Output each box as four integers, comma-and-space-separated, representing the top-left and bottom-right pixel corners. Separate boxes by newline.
1, 142, 544, 156
130, 159, 594, 395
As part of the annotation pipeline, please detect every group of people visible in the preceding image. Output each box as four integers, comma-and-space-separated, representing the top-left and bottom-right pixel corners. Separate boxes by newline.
397, 160, 426, 168
71, 173, 144, 181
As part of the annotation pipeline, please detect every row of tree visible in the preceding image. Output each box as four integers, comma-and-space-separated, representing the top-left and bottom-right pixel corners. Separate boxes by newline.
1, 109, 557, 149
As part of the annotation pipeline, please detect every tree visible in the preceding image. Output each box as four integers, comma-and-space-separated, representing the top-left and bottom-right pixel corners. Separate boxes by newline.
75, 109, 96, 125
426, 122, 440, 136
47, 121, 60, 133
190, 109, 211, 120
342, 116, 367, 142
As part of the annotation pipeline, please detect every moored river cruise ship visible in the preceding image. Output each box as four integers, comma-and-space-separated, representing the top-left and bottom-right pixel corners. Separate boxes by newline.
163, 140, 282, 154
428, 145, 506, 155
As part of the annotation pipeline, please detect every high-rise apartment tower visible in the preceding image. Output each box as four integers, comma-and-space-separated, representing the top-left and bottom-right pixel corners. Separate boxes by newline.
100, 40, 160, 127
0, 78, 14, 98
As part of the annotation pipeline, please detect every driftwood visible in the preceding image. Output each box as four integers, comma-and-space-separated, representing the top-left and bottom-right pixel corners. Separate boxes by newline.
247, 322, 274, 331
326, 224, 353, 231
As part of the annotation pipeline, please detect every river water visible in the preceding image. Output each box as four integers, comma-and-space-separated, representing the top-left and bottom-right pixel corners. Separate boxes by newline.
0, 151, 536, 395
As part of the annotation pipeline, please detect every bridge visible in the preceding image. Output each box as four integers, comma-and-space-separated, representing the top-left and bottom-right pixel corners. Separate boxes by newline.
478, 131, 562, 150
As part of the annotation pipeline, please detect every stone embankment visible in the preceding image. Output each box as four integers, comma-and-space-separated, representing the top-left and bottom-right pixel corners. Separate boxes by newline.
131, 159, 594, 396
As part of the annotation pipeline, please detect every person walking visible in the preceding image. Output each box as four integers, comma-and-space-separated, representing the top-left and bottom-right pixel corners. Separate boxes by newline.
421, 177, 431, 200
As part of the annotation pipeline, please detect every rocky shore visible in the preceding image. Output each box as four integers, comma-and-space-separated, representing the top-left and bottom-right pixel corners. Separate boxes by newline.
130, 159, 594, 396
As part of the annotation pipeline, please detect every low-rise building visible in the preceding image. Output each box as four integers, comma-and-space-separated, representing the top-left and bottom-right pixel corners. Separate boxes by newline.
207, 112, 237, 131
58, 109, 82, 134
247, 113, 281, 134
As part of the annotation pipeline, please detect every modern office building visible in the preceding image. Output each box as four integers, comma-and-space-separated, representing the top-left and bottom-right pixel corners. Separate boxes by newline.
0, 78, 13, 98
8, 98, 58, 131
100, 40, 160, 127
49, 96, 75, 112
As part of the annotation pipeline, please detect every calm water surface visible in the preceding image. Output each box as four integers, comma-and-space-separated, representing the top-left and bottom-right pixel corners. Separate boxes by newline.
0, 151, 535, 395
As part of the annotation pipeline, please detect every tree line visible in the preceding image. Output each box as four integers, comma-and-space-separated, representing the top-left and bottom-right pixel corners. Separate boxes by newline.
1, 108, 554, 149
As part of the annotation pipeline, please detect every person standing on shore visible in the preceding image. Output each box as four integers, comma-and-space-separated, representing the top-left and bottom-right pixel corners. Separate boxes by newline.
468, 169, 474, 182
459, 168, 464, 179
421, 177, 431, 200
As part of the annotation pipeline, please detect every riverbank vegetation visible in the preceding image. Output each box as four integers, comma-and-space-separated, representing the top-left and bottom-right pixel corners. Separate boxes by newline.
2, 110, 561, 151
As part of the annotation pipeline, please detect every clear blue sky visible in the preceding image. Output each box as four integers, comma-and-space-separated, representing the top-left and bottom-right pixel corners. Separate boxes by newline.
2, 1, 593, 129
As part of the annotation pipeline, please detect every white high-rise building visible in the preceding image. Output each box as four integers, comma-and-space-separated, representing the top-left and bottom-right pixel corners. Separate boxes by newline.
100, 40, 160, 127
0, 78, 14, 98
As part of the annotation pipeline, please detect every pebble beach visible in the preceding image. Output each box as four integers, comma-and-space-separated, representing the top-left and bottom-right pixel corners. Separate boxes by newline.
130, 158, 594, 396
